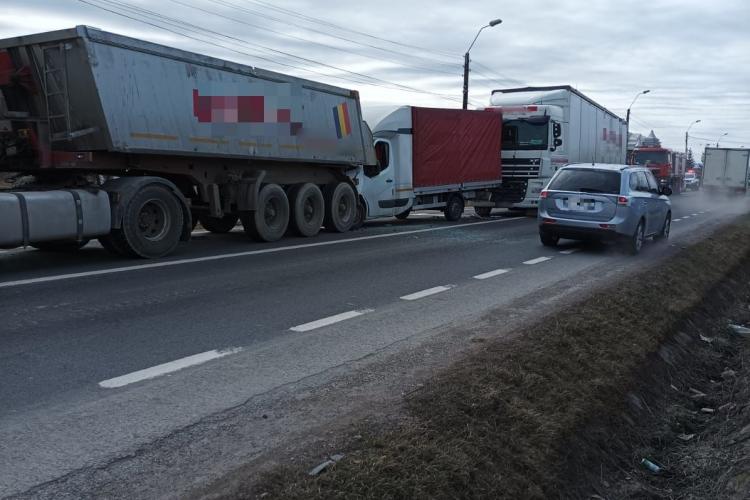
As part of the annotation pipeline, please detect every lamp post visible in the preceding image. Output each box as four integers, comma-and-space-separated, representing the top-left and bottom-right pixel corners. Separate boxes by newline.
717, 132, 728, 147
685, 119, 701, 157
462, 19, 502, 110
625, 89, 650, 125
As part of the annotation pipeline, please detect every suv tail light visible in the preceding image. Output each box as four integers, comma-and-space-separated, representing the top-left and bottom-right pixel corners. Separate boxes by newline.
617, 196, 630, 206
540, 190, 549, 199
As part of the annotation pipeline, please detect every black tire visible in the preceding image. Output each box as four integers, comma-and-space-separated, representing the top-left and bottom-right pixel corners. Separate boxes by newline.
289, 183, 325, 237
199, 214, 238, 234
99, 234, 130, 256
32, 239, 90, 252
540, 232, 559, 247
352, 199, 366, 230
626, 220, 645, 255
395, 208, 411, 220
654, 213, 671, 242
241, 184, 289, 242
323, 182, 357, 233
190, 212, 199, 231
444, 195, 464, 221
112, 184, 185, 258
474, 206, 492, 218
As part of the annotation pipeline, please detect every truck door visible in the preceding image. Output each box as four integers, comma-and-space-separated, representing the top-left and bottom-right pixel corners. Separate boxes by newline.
726, 150, 750, 189
360, 140, 396, 218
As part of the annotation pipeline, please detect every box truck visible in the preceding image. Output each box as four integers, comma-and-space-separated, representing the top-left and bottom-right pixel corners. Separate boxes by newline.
703, 148, 749, 194
356, 106, 502, 221
486, 86, 627, 209
0, 26, 376, 257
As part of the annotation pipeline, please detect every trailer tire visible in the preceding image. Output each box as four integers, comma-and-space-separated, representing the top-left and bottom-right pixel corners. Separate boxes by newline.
32, 239, 90, 252
395, 208, 411, 220
324, 182, 357, 233
199, 214, 238, 234
352, 199, 366, 230
474, 206, 492, 218
116, 184, 184, 258
241, 183, 289, 242
289, 183, 325, 237
444, 194, 464, 221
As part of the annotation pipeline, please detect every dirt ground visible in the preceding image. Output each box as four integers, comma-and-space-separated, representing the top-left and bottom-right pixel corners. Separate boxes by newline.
208, 215, 750, 500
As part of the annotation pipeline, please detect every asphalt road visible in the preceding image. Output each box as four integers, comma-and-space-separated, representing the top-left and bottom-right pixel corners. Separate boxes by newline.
1, 192, 748, 498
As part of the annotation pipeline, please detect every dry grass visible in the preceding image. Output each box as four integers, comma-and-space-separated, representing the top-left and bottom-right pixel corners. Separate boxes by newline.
234, 216, 750, 500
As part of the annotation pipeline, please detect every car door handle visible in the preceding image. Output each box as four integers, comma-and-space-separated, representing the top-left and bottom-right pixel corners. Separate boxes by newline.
386, 179, 393, 183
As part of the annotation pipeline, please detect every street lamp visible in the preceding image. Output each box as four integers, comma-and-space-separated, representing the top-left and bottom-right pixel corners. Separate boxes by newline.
685, 119, 701, 156
717, 132, 728, 147
462, 18, 502, 110
625, 89, 650, 125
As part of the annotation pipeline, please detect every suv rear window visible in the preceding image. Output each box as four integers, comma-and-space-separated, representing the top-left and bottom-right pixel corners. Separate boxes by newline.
547, 169, 622, 194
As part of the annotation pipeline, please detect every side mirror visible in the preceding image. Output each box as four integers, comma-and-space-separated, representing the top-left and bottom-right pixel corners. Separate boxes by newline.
660, 186, 673, 196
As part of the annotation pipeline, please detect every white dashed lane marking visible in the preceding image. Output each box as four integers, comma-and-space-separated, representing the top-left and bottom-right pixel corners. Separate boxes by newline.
473, 269, 510, 280
400, 285, 454, 301
290, 309, 374, 333
558, 248, 580, 255
523, 256, 553, 265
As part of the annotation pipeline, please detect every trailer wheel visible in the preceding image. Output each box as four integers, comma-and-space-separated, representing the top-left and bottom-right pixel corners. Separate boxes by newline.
115, 184, 184, 258
241, 184, 289, 242
32, 239, 90, 252
324, 182, 357, 233
289, 183, 324, 237
199, 214, 238, 234
444, 195, 464, 221
474, 206, 492, 218
395, 208, 411, 220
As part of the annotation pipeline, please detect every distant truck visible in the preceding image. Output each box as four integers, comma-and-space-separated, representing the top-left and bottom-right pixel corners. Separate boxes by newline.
486, 86, 627, 210
358, 106, 502, 220
703, 148, 750, 194
629, 135, 686, 193
0, 26, 376, 257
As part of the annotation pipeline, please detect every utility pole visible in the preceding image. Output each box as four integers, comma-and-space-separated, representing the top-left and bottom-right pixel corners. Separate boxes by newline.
685, 119, 700, 157
626, 89, 650, 125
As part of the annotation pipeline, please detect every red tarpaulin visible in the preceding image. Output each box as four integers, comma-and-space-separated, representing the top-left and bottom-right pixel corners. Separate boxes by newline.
411, 107, 502, 188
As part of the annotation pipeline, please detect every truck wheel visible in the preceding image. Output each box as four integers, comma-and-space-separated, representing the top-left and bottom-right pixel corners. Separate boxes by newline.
474, 206, 492, 218
654, 213, 671, 242
199, 214, 238, 234
32, 239, 90, 252
395, 208, 411, 220
444, 195, 464, 221
289, 183, 325, 237
352, 199, 366, 230
241, 184, 289, 242
324, 182, 357, 233
114, 184, 185, 258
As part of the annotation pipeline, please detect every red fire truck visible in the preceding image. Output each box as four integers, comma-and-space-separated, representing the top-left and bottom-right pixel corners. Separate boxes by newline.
629, 131, 685, 193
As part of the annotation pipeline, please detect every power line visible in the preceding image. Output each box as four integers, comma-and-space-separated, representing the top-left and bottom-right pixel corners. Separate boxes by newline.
80, 0, 468, 105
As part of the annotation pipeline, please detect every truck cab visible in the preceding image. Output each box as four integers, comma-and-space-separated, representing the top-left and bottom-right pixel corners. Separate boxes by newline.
487, 104, 566, 208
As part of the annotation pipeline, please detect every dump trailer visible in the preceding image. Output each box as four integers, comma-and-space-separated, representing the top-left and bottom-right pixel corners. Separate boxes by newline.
357, 106, 502, 220
703, 147, 749, 194
486, 86, 627, 209
0, 26, 376, 257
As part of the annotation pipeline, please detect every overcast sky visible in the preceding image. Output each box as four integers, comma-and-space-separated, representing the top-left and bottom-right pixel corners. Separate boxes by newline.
2, 0, 749, 153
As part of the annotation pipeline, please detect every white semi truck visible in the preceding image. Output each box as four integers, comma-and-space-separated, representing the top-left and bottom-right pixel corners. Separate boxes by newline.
486, 86, 627, 209
703, 147, 749, 194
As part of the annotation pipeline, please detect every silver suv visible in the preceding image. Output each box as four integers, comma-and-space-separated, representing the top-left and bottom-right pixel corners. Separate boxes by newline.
538, 164, 672, 254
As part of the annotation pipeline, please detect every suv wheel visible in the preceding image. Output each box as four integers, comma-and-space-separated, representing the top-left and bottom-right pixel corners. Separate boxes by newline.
654, 213, 671, 242
540, 231, 559, 247
627, 220, 645, 255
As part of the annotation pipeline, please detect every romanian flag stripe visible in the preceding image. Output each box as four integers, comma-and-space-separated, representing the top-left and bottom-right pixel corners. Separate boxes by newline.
333, 102, 351, 138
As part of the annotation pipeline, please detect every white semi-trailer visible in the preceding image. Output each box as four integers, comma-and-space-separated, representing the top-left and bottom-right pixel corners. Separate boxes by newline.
0, 26, 376, 258
703, 147, 749, 194
486, 86, 627, 209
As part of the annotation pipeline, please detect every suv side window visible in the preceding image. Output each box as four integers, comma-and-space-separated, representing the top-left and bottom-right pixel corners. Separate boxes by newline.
645, 171, 660, 192
636, 171, 650, 192
629, 172, 639, 192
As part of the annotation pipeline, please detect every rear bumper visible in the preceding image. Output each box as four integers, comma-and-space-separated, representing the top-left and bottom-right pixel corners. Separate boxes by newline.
539, 223, 622, 242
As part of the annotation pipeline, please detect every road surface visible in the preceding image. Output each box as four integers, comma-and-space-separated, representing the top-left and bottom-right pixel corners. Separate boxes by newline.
0, 192, 748, 498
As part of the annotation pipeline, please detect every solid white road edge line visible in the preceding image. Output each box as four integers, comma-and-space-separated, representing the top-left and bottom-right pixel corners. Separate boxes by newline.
99, 347, 243, 389
400, 285, 454, 301
523, 256, 553, 265
473, 268, 511, 280
0, 217, 524, 290
290, 309, 374, 332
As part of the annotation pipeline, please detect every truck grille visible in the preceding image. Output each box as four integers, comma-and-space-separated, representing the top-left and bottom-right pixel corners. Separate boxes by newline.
502, 158, 541, 179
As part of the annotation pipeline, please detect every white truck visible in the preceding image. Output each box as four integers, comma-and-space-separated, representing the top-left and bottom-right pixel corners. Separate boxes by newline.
355, 106, 503, 221
486, 86, 627, 209
703, 147, 750, 194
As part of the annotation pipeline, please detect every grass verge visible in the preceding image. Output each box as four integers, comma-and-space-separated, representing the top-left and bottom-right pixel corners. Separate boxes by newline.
230, 215, 750, 499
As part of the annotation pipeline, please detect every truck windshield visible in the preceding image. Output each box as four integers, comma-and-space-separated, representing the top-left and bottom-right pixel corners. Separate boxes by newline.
547, 169, 622, 194
633, 151, 669, 165
502, 119, 549, 151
